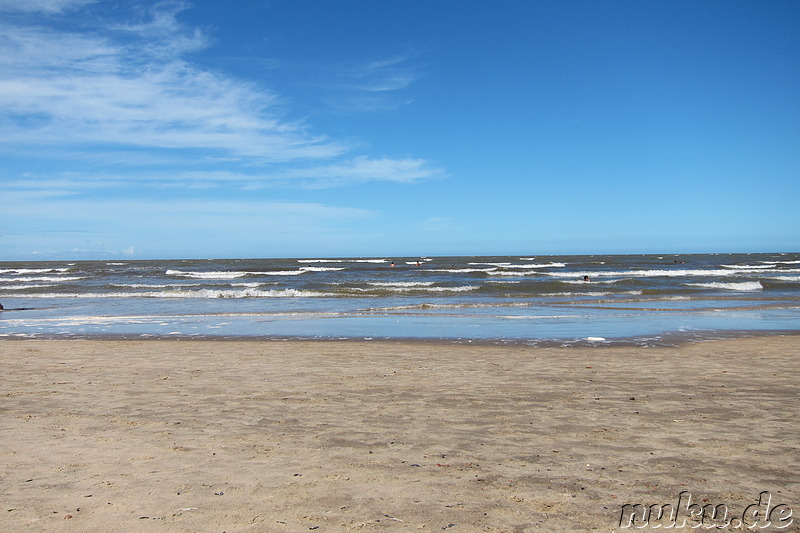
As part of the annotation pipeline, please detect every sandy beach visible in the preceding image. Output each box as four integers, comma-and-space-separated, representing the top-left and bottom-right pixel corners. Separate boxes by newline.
1, 337, 798, 532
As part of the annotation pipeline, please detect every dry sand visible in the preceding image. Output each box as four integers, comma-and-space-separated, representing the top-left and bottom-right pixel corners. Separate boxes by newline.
1, 337, 798, 532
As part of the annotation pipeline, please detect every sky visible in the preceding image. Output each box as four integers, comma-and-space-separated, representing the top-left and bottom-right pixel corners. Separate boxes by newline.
1, 0, 798, 260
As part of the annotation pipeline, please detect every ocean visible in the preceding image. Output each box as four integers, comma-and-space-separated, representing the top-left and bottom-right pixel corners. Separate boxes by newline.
1, 253, 799, 345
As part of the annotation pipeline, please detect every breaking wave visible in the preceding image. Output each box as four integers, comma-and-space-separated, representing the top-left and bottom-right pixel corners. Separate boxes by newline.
686, 281, 764, 291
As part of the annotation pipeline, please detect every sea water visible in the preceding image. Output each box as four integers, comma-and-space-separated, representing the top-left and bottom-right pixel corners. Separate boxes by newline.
1, 253, 798, 345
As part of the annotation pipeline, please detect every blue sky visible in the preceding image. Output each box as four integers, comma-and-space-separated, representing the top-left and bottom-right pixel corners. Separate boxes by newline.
1, 0, 798, 260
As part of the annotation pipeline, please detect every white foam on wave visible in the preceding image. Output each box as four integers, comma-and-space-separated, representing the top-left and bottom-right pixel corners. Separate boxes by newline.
0, 315, 156, 327
351, 285, 480, 293
406, 285, 479, 292
115, 282, 275, 289
530, 262, 566, 268
0, 275, 85, 283
299, 266, 346, 272
368, 281, 436, 287
167, 269, 248, 279
470, 262, 566, 269
518, 258, 569, 265
164, 288, 332, 298
686, 281, 763, 291
543, 290, 644, 297
721, 264, 775, 269
2, 283, 58, 290
166, 269, 311, 278
114, 283, 193, 288
546, 268, 800, 278
0, 268, 70, 275
299, 258, 387, 264
366, 302, 533, 312
5, 288, 331, 298
560, 279, 621, 284
486, 270, 542, 277
428, 268, 497, 273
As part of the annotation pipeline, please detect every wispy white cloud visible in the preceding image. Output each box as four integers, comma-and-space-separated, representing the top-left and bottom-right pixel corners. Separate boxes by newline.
0, 0, 97, 14
0, 33, 343, 160
164, 156, 443, 188
2, 155, 444, 192
0, 2, 344, 162
0, 1, 443, 258
279, 156, 443, 187
109, 1, 211, 60
1, 189, 373, 222
349, 56, 417, 93
0, 1, 439, 180
315, 54, 421, 113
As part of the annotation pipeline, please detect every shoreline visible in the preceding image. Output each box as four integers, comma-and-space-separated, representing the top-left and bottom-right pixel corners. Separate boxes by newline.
2, 336, 798, 531
2, 328, 800, 348
2, 252, 799, 346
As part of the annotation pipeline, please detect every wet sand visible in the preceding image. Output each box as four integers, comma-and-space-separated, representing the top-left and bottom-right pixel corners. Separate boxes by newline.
1, 337, 798, 532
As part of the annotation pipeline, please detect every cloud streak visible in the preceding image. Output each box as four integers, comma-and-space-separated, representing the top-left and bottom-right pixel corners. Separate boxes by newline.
0, 0, 97, 14
316, 54, 421, 113
2, 154, 443, 193
0, 20, 343, 161
0, 0, 444, 259
0, 1, 435, 172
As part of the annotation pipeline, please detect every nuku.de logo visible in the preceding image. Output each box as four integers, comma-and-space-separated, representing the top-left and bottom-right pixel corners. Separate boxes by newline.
619, 490, 793, 529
